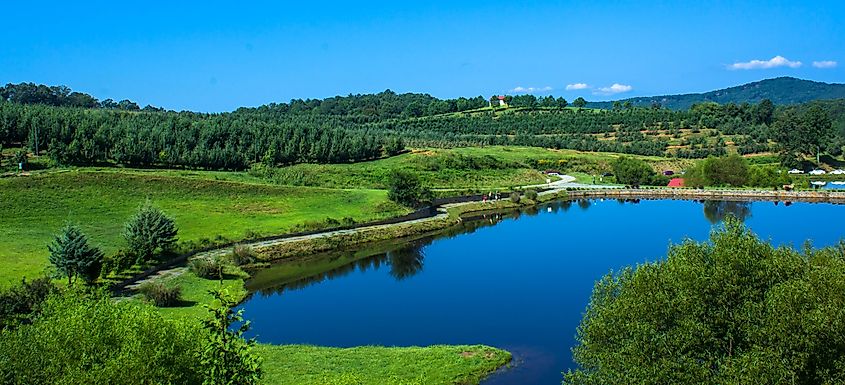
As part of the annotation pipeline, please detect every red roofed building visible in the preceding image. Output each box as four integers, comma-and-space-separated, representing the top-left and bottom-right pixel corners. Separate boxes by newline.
668, 178, 685, 188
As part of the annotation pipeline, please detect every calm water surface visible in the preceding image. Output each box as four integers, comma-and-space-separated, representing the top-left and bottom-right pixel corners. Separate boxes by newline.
239, 199, 845, 385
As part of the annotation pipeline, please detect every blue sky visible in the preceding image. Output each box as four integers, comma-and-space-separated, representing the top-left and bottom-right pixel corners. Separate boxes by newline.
2, 0, 843, 111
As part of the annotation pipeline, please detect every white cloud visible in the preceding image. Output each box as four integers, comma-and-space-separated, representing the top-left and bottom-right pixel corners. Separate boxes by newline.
509, 86, 553, 94
594, 83, 633, 95
813, 60, 838, 69
728, 55, 802, 70
565, 83, 590, 91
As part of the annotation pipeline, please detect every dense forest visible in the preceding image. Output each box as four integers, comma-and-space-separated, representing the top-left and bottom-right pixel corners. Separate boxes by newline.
1, 81, 843, 170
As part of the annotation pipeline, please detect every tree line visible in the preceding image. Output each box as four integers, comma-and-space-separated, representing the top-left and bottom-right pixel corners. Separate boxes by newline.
2, 81, 842, 170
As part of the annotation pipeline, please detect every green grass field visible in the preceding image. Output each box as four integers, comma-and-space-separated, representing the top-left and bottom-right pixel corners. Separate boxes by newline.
256, 344, 510, 385
0, 170, 407, 286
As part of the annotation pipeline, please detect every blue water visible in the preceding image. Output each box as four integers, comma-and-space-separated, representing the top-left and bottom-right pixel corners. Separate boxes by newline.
239, 199, 845, 384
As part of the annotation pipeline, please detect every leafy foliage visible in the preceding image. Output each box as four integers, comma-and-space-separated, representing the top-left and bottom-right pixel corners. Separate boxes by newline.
47, 223, 104, 285
0, 277, 58, 331
684, 154, 750, 187
0, 290, 205, 385
387, 170, 431, 208
611, 156, 663, 186
123, 203, 178, 263
199, 289, 262, 385
565, 218, 845, 385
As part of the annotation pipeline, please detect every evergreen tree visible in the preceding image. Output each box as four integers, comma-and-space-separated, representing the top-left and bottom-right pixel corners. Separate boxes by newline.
124, 203, 178, 263
47, 224, 104, 285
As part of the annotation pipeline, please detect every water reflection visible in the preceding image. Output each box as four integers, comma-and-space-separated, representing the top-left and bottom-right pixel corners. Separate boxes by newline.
702, 200, 752, 224
388, 245, 426, 280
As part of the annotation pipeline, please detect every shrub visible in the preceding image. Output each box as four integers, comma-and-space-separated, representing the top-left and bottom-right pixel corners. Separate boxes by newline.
524, 189, 539, 201
509, 191, 521, 203
229, 245, 257, 266
189, 257, 224, 279
387, 170, 432, 208
564, 219, 845, 385
138, 279, 182, 307
0, 277, 58, 330
0, 290, 204, 384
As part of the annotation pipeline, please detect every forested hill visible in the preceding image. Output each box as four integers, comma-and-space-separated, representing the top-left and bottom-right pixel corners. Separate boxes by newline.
587, 77, 845, 110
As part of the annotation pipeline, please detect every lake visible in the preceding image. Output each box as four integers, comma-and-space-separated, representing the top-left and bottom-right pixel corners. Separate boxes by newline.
238, 199, 845, 384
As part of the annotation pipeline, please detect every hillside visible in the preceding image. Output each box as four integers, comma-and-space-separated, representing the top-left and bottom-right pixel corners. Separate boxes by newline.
587, 77, 845, 110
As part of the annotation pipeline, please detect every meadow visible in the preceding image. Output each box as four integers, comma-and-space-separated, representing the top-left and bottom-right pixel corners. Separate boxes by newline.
0, 170, 407, 286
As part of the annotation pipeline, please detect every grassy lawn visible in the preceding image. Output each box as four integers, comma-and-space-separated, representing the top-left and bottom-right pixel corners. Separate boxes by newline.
256, 344, 510, 385
0, 170, 407, 287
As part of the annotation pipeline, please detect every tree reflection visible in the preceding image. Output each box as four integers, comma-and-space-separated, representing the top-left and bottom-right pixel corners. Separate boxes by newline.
702, 200, 752, 224
388, 245, 426, 280
578, 199, 591, 211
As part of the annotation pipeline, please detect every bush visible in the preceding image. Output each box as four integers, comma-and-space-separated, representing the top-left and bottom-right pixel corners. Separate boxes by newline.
564, 219, 845, 385
137, 279, 182, 307
0, 290, 204, 385
611, 156, 661, 187
0, 277, 58, 330
229, 245, 257, 266
387, 169, 432, 208
524, 189, 539, 201
189, 257, 224, 280
509, 191, 521, 203
685, 154, 750, 187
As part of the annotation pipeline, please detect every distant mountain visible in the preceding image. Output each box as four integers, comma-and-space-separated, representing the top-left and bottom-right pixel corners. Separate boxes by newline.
586, 77, 845, 110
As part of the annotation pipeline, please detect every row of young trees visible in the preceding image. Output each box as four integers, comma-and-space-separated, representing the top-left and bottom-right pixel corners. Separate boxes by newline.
2, 81, 842, 169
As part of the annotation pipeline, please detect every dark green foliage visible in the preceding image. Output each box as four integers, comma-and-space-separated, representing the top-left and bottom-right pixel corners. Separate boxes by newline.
773, 105, 834, 165
524, 189, 539, 201
387, 170, 431, 208
748, 165, 792, 188
47, 224, 104, 285
0, 277, 58, 331
564, 219, 845, 385
572, 97, 587, 108
0, 290, 204, 385
189, 257, 225, 280
383, 136, 405, 156
199, 289, 262, 385
123, 203, 178, 263
137, 279, 183, 307
685, 154, 750, 187
509, 191, 521, 203
587, 77, 845, 110
611, 156, 661, 186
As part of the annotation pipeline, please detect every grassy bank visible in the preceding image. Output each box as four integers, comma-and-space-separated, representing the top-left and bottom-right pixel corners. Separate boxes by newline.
256, 344, 511, 385
0, 170, 407, 287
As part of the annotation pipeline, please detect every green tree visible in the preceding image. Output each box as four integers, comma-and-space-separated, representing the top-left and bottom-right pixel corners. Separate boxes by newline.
572, 97, 587, 108
773, 106, 833, 165
123, 203, 178, 263
383, 136, 405, 156
387, 170, 431, 207
199, 289, 262, 385
611, 156, 657, 187
564, 218, 845, 385
685, 155, 749, 187
47, 224, 104, 285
